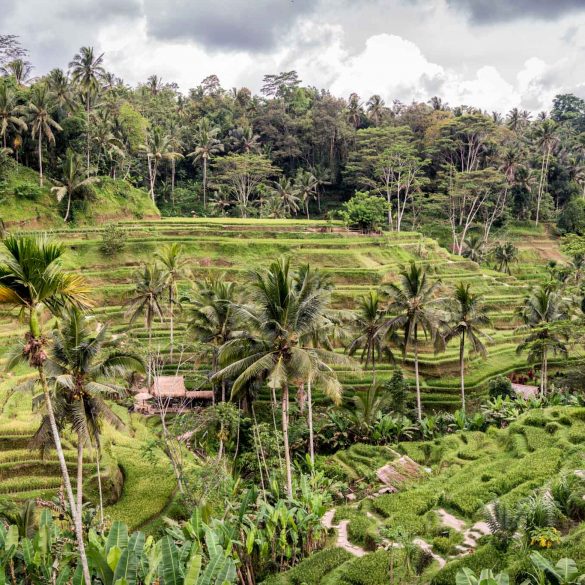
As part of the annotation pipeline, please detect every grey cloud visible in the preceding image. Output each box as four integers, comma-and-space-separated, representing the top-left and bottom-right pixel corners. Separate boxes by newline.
142, 0, 315, 51
444, 0, 585, 24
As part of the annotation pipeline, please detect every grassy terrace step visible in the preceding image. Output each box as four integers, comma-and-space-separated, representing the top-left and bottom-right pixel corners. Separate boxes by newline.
2, 219, 565, 401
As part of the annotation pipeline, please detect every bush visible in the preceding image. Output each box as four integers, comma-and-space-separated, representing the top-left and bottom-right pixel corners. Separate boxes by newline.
14, 184, 43, 201
488, 376, 513, 400
558, 198, 585, 235
431, 543, 505, 585
286, 547, 352, 585
99, 223, 128, 256
339, 191, 389, 233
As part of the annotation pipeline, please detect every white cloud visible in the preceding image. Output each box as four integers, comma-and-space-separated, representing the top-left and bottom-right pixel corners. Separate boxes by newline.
63, 4, 585, 114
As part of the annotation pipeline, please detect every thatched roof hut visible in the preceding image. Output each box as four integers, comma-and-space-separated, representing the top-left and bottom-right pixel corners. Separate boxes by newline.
151, 376, 188, 398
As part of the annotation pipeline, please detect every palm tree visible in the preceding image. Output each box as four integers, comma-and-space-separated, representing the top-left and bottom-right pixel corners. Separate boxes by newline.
346, 290, 393, 382
228, 125, 261, 153
386, 261, 441, 421
146, 74, 163, 95
366, 94, 386, 126
188, 119, 224, 208
124, 265, 166, 384
0, 235, 92, 584
52, 148, 97, 222
142, 126, 182, 203
493, 242, 518, 275
347, 93, 363, 128
188, 275, 241, 402
1, 59, 34, 86
295, 169, 318, 219
516, 285, 569, 396
270, 177, 300, 217
27, 84, 62, 186
213, 258, 344, 497
69, 47, 105, 176
462, 234, 485, 264
155, 243, 187, 360
46, 68, 75, 113
533, 119, 558, 226
36, 307, 143, 527
0, 83, 27, 150
441, 283, 491, 413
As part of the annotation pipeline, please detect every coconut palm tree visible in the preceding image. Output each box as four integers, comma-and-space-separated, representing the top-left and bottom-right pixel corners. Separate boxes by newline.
533, 119, 558, 226
34, 307, 143, 527
187, 275, 242, 401
346, 290, 393, 382
228, 125, 261, 153
141, 126, 182, 203
295, 169, 318, 219
46, 68, 75, 114
347, 93, 363, 128
69, 46, 105, 176
366, 94, 386, 126
213, 258, 345, 497
0, 234, 92, 584
155, 243, 187, 360
386, 261, 441, 421
27, 84, 62, 186
52, 148, 97, 222
462, 234, 485, 264
270, 177, 300, 217
0, 83, 26, 150
293, 264, 349, 465
493, 242, 518, 275
440, 283, 491, 413
1, 59, 34, 86
124, 264, 166, 384
188, 119, 224, 208
516, 285, 569, 396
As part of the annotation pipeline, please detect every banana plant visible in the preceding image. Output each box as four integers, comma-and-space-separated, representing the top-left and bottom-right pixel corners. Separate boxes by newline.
456, 567, 510, 585
527, 552, 585, 585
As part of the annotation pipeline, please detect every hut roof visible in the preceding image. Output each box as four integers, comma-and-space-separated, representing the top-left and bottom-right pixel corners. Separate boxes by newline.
151, 376, 187, 398
185, 390, 214, 400
135, 392, 153, 401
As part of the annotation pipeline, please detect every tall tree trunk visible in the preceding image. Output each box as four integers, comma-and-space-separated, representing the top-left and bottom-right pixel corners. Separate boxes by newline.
77, 434, 84, 526
95, 447, 104, 529
459, 332, 466, 414
307, 379, 314, 467
203, 157, 208, 208
171, 158, 176, 207
282, 384, 293, 498
414, 326, 422, 422
169, 286, 174, 361
38, 132, 43, 187
38, 365, 91, 585
64, 189, 72, 223
159, 410, 185, 495
86, 97, 91, 178
542, 348, 548, 397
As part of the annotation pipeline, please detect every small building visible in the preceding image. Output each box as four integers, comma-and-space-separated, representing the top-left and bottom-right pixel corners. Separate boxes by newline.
134, 375, 214, 413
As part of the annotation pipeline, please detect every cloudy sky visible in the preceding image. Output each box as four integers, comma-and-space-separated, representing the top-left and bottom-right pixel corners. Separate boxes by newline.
4, 0, 585, 113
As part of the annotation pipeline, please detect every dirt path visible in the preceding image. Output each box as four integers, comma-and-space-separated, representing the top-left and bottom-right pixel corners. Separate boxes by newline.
337, 520, 367, 557
436, 508, 490, 553
413, 538, 446, 568
321, 509, 367, 557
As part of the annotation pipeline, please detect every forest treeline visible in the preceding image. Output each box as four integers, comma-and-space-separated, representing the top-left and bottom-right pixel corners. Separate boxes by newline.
2, 35, 585, 245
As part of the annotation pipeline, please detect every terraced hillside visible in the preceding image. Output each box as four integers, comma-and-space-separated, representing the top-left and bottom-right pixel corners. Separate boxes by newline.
0, 218, 578, 544
1, 219, 572, 412
267, 406, 585, 585
0, 365, 176, 530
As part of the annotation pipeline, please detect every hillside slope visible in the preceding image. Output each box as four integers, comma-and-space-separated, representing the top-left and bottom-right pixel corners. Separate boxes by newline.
0, 161, 159, 227
0, 218, 572, 411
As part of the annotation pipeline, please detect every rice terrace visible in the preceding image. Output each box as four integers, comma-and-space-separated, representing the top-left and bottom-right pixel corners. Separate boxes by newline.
1, 7, 585, 584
